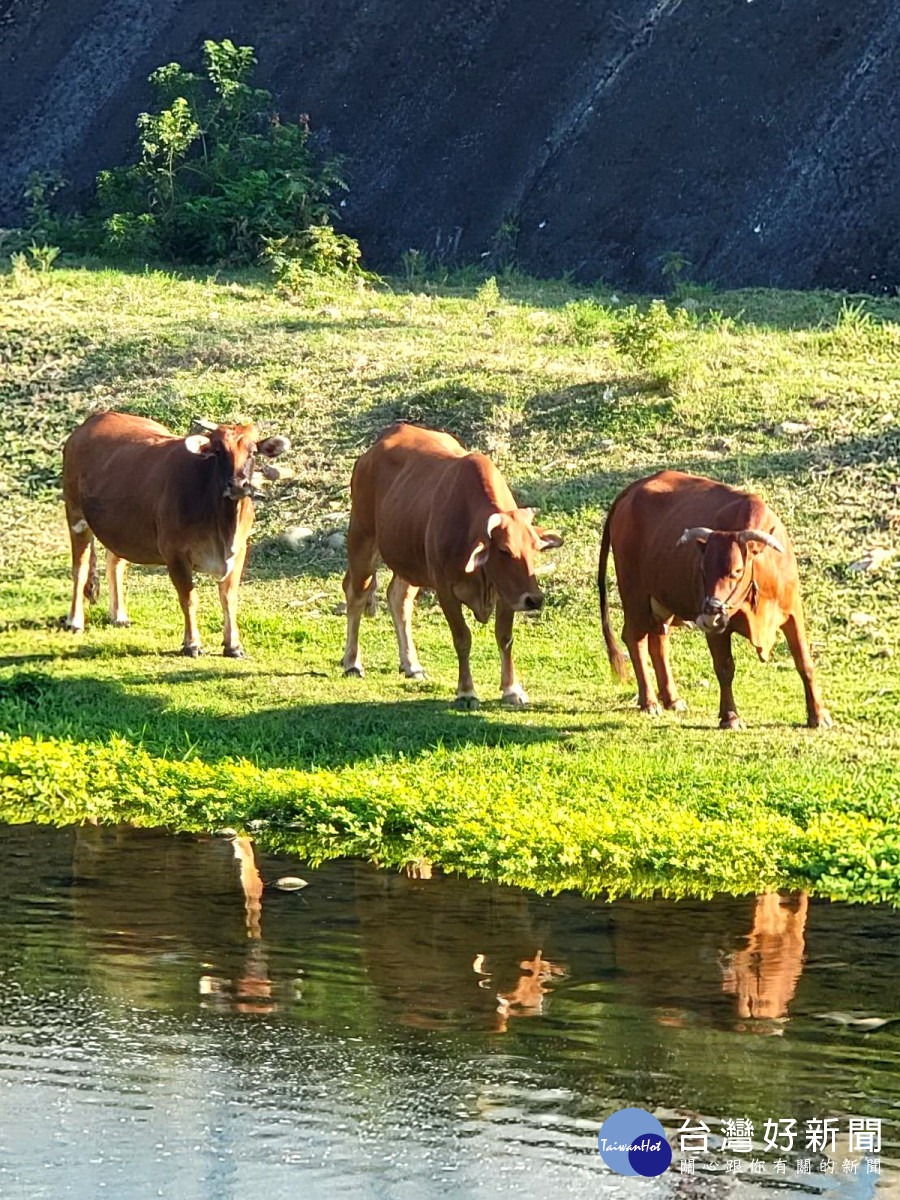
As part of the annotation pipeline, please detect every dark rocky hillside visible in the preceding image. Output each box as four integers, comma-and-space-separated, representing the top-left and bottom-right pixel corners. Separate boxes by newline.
1, 0, 897, 289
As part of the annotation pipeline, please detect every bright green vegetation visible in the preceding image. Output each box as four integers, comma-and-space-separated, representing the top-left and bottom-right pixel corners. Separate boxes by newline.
1, 263, 898, 902
21, 40, 358, 274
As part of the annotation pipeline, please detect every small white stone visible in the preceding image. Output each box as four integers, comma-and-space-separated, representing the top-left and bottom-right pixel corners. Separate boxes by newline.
325, 531, 346, 550
848, 548, 893, 573
774, 420, 810, 436
850, 612, 875, 627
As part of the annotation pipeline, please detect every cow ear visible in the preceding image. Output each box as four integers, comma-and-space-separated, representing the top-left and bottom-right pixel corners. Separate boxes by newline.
535, 528, 564, 551
184, 434, 213, 455
257, 435, 291, 458
464, 540, 490, 573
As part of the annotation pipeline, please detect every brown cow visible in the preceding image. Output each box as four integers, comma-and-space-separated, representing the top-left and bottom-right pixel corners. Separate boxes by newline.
62, 411, 289, 656
341, 423, 563, 707
598, 470, 831, 728
721, 891, 808, 1024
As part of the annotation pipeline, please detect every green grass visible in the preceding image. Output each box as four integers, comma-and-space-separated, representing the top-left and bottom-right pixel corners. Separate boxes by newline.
1, 261, 899, 902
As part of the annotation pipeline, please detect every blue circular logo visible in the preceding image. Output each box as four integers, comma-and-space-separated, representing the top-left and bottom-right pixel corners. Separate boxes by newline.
598, 1107, 672, 1177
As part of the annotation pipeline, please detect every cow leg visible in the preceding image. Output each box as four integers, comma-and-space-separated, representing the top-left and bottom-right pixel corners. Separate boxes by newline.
65, 515, 96, 633
341, 524, 378, 677
167, 558, 202, 657
496, 600, 528, 707
623, 619, 661, 715
387, 574, 425, 679
106, 552, 130, 627
781, 609, 832, 728
219, 542, 248, 658
438, 591, 478, 709
706, 631, 743, 729
648, 628, 686, 712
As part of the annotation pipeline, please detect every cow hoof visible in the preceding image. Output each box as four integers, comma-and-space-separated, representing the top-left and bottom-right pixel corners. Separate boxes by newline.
809, 709, 833, 729
501, 688, 530, 708
64, 620, 84, 635
405, 669, 428, 681
182, 645, 202, 658
720, 713, 745, 731
343, 666, 364, 678
640, 703, 663, 717
454, 694, 480, 711
667, 698, 688, 713
223, 645, 245, 659
110, 618, 131, 628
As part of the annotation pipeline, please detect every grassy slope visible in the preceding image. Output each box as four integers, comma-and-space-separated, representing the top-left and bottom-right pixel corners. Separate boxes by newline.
1, 264, 898, 902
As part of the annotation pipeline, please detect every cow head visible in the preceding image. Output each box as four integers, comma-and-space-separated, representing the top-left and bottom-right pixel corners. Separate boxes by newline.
677, 526, 785, 632
463, 508, 563, 613
185, 420, 291, 500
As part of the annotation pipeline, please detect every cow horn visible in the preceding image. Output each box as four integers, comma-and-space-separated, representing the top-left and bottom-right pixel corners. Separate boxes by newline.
738, 529, 785, 554
190, 417, 220, 434
676, 526, 714, 546
486, 512, 503, 538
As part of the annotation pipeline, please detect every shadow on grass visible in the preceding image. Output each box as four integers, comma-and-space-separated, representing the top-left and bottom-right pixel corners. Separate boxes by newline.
247, 538, 344, 581
335, 381, 509, 452
0, 669, 565, 770
518, 425, 900, 515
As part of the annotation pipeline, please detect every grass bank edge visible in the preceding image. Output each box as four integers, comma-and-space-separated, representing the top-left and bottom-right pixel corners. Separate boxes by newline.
3, 732, 898, 905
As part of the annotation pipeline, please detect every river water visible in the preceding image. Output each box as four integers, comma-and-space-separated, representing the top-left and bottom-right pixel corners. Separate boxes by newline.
0, 823, 896, 1199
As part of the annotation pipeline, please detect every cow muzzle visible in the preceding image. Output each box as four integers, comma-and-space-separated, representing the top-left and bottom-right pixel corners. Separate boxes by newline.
696, 597, 729, 632
224, 482, 254, 500
516, 591, 544, 613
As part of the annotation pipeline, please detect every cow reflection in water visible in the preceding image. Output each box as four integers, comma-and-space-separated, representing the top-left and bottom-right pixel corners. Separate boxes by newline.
354, 866, 566, 1033
474, 950, 566, 1033
610, 890, 808, 1033
199, 836, 276, 1015
720, 891, 808, 1030
72, 825, 280, 1015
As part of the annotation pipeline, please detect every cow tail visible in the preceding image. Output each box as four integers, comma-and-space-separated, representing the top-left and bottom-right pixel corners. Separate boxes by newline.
84, 541, 100, 604
598, 509, 629, 681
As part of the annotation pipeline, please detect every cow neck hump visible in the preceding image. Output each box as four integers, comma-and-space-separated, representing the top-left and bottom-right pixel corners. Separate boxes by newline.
461, 452, 516, 517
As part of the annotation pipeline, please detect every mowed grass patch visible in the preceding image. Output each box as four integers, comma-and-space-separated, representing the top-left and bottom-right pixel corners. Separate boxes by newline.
1, 263, 898, 902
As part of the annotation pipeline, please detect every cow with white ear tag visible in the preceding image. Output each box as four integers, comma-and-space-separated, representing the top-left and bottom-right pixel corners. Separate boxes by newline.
341, 423, 563, 708
62, 411, 290, 657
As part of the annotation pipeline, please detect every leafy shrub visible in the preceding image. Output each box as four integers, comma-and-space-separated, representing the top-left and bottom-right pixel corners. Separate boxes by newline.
613, 298, 690, 372
263, 226, 364, 292
487, 212, 520, 275
475, 275, 501, 310
562, 298, 613, 345
400, 248, 428, 283
37, 39, 358, 269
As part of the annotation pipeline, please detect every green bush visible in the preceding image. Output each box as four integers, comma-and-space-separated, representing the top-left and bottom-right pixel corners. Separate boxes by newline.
263, 226, 364, 292
36, 39, 359, 269
562, 298, 613, 345
613, 298, 690, 371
